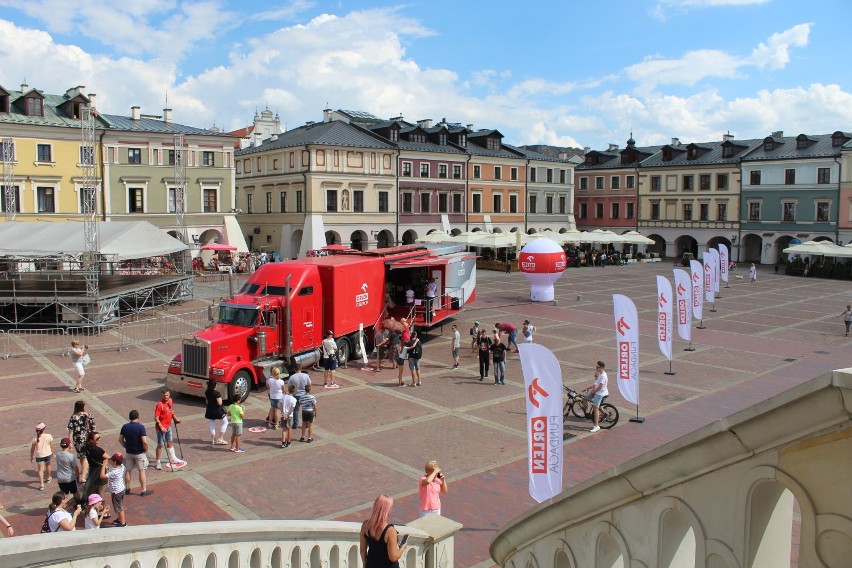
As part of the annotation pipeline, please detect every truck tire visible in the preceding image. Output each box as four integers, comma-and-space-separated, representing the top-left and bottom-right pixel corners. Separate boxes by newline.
228, 370, 253, 404
335, 337, 350, 367
351, 330, 367, 360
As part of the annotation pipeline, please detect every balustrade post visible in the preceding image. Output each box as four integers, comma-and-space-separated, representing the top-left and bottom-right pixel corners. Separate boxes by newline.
407, 515, 463, 568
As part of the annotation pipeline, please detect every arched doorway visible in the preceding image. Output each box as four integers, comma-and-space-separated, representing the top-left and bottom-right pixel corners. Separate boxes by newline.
493, 227, 503, 233
675, 235, 698, 258
647, 234, 666, 256
450, 228, 461, 236
376, 230, 394, 248
325, 231, 341, 246
707, 236, 732, 251
747, 481, 797, 567
527, 228, 538, 235
774, 235, 795, 264
401, 229, 418, 245
742, 233, 763, 263
290, 229, 302, 259
350, 230, 367, 251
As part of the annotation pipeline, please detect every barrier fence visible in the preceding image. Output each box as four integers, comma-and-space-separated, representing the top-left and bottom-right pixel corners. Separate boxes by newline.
0, 305, 219, 360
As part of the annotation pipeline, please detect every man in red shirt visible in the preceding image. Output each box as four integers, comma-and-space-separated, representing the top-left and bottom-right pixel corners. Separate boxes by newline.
495, 322, 519, 352
154, 388, 186, 470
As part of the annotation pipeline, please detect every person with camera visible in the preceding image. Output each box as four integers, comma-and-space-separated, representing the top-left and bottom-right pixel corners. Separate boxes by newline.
69, 340, 89, 393
419, 460, 449, 517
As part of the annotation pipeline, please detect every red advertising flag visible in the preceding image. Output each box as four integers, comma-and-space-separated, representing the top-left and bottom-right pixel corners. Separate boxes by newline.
612, 294, 639, 405
518, 343, 564, 503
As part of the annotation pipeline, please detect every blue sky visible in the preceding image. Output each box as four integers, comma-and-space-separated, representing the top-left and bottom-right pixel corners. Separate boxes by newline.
0, 0, 849, 149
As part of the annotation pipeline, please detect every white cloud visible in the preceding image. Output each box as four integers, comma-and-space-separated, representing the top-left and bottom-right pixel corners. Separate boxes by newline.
651, 0, 770, 21
749, 22, 812, 70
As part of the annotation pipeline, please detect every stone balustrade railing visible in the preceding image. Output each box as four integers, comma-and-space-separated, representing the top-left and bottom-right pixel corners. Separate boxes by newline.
0, 515, 463, 568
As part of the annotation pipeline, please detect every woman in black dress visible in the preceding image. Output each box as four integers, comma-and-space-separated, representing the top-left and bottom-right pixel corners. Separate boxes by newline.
359, 494, 407, 568
204, 380, 228, 445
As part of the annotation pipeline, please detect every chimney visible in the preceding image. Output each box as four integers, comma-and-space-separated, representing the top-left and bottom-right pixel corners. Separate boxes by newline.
671, 137, 681, 146
20, 82, 28, 92
323, 108, 332, 122
87, 93, 97, 109
607, 143, 619, 152
163, 108, 172, 123
722, 131, 734, 142
466, 124, 474, 131
131, 106, 141, 120
583, 146, 591, 155
417, 119, 433, 128
439, 117, 448, 127
771, 130, 784, 138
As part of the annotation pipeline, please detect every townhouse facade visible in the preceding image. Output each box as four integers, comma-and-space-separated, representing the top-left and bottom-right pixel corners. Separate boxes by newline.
574, 137, 659, 234
0, 83, 242, 252
638, 135, 761, 260
514, 145, 576, 232
740, 131, 850, 263
840, 139, 852, 245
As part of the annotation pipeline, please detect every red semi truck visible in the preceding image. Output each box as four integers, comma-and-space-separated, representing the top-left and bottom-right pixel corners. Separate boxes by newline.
167, 244, 477, 402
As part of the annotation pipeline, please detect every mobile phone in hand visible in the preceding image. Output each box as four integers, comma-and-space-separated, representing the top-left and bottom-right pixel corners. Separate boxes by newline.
398, 534, 409, 547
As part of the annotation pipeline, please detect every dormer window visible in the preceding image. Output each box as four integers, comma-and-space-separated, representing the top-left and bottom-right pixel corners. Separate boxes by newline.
439, 133, 447, 146
409, 133, 426, 143
688, 147, 697, 160
722, 144, 733, 158
620, 152, 633, 165
763, 140, 774, 151
831, 132, 849, 147
588, 155, 600, 165
389, 129, 398, 142
795, 134, 815, 150
26, 96, 44, 117
458, 134, 466, 147
662, 147, 673, 161
486, 137, 500, 151
0, 92, 9, 113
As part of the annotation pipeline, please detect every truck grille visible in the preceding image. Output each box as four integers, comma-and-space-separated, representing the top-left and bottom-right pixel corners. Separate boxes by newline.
182, 338, 210, 378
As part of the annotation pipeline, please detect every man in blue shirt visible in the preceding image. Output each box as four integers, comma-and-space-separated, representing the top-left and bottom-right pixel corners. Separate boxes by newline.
119, 410, 153, 496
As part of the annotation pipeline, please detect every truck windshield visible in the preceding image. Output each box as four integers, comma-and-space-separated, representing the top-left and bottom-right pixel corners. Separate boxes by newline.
217, 305, 259, 327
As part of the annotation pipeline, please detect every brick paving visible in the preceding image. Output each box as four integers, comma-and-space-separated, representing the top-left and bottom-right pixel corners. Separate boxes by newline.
0, 263, 848, 567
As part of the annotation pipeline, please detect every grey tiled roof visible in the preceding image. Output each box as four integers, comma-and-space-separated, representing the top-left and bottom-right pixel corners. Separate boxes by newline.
741, 133, 844, 161
576, 145, 663, 170
505, 144, 572, 163
237, 120, 395, 156
397, 140, 467, 154
0, 89, 94, 128
466, 142, 524, 159
99, 114, 229, 137
641, 139, 763, 167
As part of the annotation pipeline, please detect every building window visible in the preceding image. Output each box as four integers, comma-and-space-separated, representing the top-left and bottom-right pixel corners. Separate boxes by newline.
204, 188, 217, 212
528, 195, 537, 214
651, 176, 661, 191
354, 190, 364, 212
420, 163, 430, 178
511, 167, 518, 181
651, 203, 660, 220
79, 187, 95, 214
295, 191, 302, 213
80, 146, 94, 166
26, 96, 44, 116
785, 168, 796, 185
817, 167, 830, 184
473, 165, 481, 179
595, 176, 604, 189
390, 129, 399, 142
717, 174, 728, 190
420, 192, 431, 213
128, 148, 142, 165
402, 193, 413, 214
717, 203, 727, 221
750, 170, 761, 185
559, 169, 566, 184
559, 196, 566, 214
611, 202, 620, 219
472, 193, 481, 213
579, 177, 588, 190
748, 202, 760, 221
167, 150, 176, 166
509, 194, 518, 213
816, 201, 830, 222
246, 193, 253, 213
202, 151, 215, 166
452, 165, 462, 179
530, 168, 537, 182
579, 203, 587, 219
546, 195, 553, 214
1, 141, 16, 162
722, 145, 733, 158
683, 203, 692, 220
546, 169, 553, 183
493, 194, 502, 213
439, 164, 448, 179
611, 176, 620, 190
439, 133, 447, 145
265, 192, 272, 213
595, 203, 604, 218
326, 190, 338, 212
168, 187, 178, 213
128, 188, 144, 212
36, 144, 52, 162
36, 187, 55, 212
438, 193, 448, 213
626, 175, 635, 189
378, 191, 389, 213
494, 166, 502, 180
402, 162, 412, 177
683, 175, 694, 191
700, 175, 711, 190
699, 203, 709, 221
782, 202, 796, 222
626, 202, 635, 219
278, 191, 287, 212
487, 137, 500, 150
453, 193, 462, 213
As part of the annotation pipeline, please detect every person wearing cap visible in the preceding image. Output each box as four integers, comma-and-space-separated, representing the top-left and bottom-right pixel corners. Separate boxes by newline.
56, 437, 81, 504
84, 493, 109, 529
321, 331, 339, 387
469, 321, 481, 356
30, 422, 54, 491
101, 453, 127, 527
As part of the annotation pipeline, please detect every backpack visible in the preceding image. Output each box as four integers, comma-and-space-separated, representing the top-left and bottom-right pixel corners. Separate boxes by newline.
410, 341, 422, 359
41, 511, 57, 533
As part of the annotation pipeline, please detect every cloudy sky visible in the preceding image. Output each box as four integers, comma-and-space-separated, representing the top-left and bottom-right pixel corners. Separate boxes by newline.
0, 0, 850, 150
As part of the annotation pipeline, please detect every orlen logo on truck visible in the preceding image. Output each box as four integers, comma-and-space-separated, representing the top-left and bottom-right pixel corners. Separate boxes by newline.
355, 283, 369, 307
520, 255, 536, 271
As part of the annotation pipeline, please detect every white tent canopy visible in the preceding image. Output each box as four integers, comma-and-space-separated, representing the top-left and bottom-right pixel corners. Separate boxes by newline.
0, 221, 188, 260
782, 240, 847, 257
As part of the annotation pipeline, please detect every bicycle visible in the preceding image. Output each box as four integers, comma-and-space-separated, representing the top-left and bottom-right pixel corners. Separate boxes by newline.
563, 386, 619, 429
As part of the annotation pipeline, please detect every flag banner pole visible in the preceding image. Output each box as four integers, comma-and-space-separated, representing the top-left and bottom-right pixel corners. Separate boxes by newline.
685, 340, 695, 352
665, 359, 676, 376
629, 402, 645, 423
710, 301, 717, 313
698, 318, 706, 330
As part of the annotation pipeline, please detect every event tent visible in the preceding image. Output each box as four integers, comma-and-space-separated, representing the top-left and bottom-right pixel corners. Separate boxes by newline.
0, 221, 188, 260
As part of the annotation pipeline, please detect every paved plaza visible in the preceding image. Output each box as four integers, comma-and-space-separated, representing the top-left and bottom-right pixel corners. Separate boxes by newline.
0, 262, 849, 566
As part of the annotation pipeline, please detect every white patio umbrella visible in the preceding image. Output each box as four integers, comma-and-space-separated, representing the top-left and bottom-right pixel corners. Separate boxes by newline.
450, 231, 492, 245
782, 240, 846, 256
589, 229, 624, 244
621, 231, 656, 245
836, 242, 852, 258
417, 230, 454, 244
469, 232, 515, 248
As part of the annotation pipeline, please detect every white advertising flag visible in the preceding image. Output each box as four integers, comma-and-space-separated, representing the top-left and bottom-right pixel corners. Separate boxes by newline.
710, 248, 720, 293
702, 253, 714, 303
612, 294, 639, 405
673, 269, 692, 342
690, 259, 704, 321
719, 244, 729, 283
656, 275, 673, 361
518, 343, 564, 503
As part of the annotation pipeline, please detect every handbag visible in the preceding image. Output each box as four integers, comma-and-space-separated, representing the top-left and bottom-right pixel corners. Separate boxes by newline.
81, 353, 91, 366
399, 346, 409, 360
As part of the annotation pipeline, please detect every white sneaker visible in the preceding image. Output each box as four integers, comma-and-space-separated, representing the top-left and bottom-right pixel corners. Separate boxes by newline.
590, 426, 601, 433
155, 461, 162, 470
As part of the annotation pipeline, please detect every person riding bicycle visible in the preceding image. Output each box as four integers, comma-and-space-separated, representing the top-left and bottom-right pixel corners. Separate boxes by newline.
581, 361, 609, 433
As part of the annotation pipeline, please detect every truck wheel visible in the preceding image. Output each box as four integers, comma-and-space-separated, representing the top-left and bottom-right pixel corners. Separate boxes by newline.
228, 370, 252, 404
351, 330, 367, 359
335, 337, 351, 366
